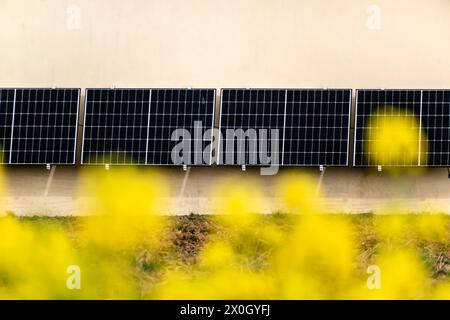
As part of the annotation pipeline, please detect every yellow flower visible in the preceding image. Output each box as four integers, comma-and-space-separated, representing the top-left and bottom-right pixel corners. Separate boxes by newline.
79, 167, 168, 251
0, 217, 78, 299
272, 215, 356, 299
367, 107, 427, 168
362, 249, 429, 299
277, 172, 322, 214
200, 240, 235, 268
414, 214, 449, 242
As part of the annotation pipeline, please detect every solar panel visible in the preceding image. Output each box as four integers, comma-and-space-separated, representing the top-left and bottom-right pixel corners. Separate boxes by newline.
82, 88, 216, 166
284, 89, 351, 166
82, 89, 151, 165
218, 88, 352, 166
0, 88, 80, 165
354, 89, 450, 167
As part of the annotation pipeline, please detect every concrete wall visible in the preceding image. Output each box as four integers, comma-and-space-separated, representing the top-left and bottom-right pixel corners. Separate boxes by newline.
1, 0, 450, 215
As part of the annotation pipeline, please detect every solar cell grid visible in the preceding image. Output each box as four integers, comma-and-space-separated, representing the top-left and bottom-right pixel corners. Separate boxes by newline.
146, 89, 215, 165
354, 89, 450, 167
218, 89, 285, 166
10, 89, 79, 164
0, 88, 80, 165
354, 89, 422, 167
218, 88, 352, 166
283, 89, 351, 166
82, 89, 151, 165
82, 88, 216, 166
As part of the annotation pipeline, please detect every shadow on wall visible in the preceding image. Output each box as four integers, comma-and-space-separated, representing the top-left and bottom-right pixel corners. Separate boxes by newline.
1, 166, 450, 215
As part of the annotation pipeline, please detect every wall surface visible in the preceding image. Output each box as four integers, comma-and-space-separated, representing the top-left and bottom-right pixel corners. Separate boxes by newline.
1, 0, 450, 215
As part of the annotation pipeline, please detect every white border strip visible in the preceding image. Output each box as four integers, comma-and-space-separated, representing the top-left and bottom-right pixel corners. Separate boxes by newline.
418, 90, 423, 166
351, 89, 357, 166
281, 89, 288, 166
145, 89, 152, 165
217, 88, 224, 165
80, 88, 89, 165
209, 89, 216, 165
73, 89, 81, 165
8, 89, 17, 164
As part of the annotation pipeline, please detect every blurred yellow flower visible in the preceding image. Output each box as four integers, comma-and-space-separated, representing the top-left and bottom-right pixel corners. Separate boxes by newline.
79, 167, 168, 251
200, 240, 235, 268
432, 282, 450, 300
363, 249, 429, 299
414, 214, 449, 242
273, 215, 356, 299
277, 172, 322, 214
367, 107, 426, 167
0, 162, 447, 300
0, 217, 78, 299
376, 214, 409, 242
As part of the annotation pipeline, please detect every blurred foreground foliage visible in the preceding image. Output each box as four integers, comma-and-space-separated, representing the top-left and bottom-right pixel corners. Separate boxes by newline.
0, 168, 448, 299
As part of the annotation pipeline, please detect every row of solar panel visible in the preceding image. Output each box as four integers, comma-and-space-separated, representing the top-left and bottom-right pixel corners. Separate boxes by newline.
0, 88, 449, 167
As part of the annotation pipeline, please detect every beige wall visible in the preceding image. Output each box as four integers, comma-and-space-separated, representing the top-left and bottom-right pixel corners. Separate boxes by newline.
1, 0, 450, 215
2, 0, 450, 88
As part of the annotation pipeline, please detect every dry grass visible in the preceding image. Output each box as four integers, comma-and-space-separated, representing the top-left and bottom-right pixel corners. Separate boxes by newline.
15, 213, 450, 283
